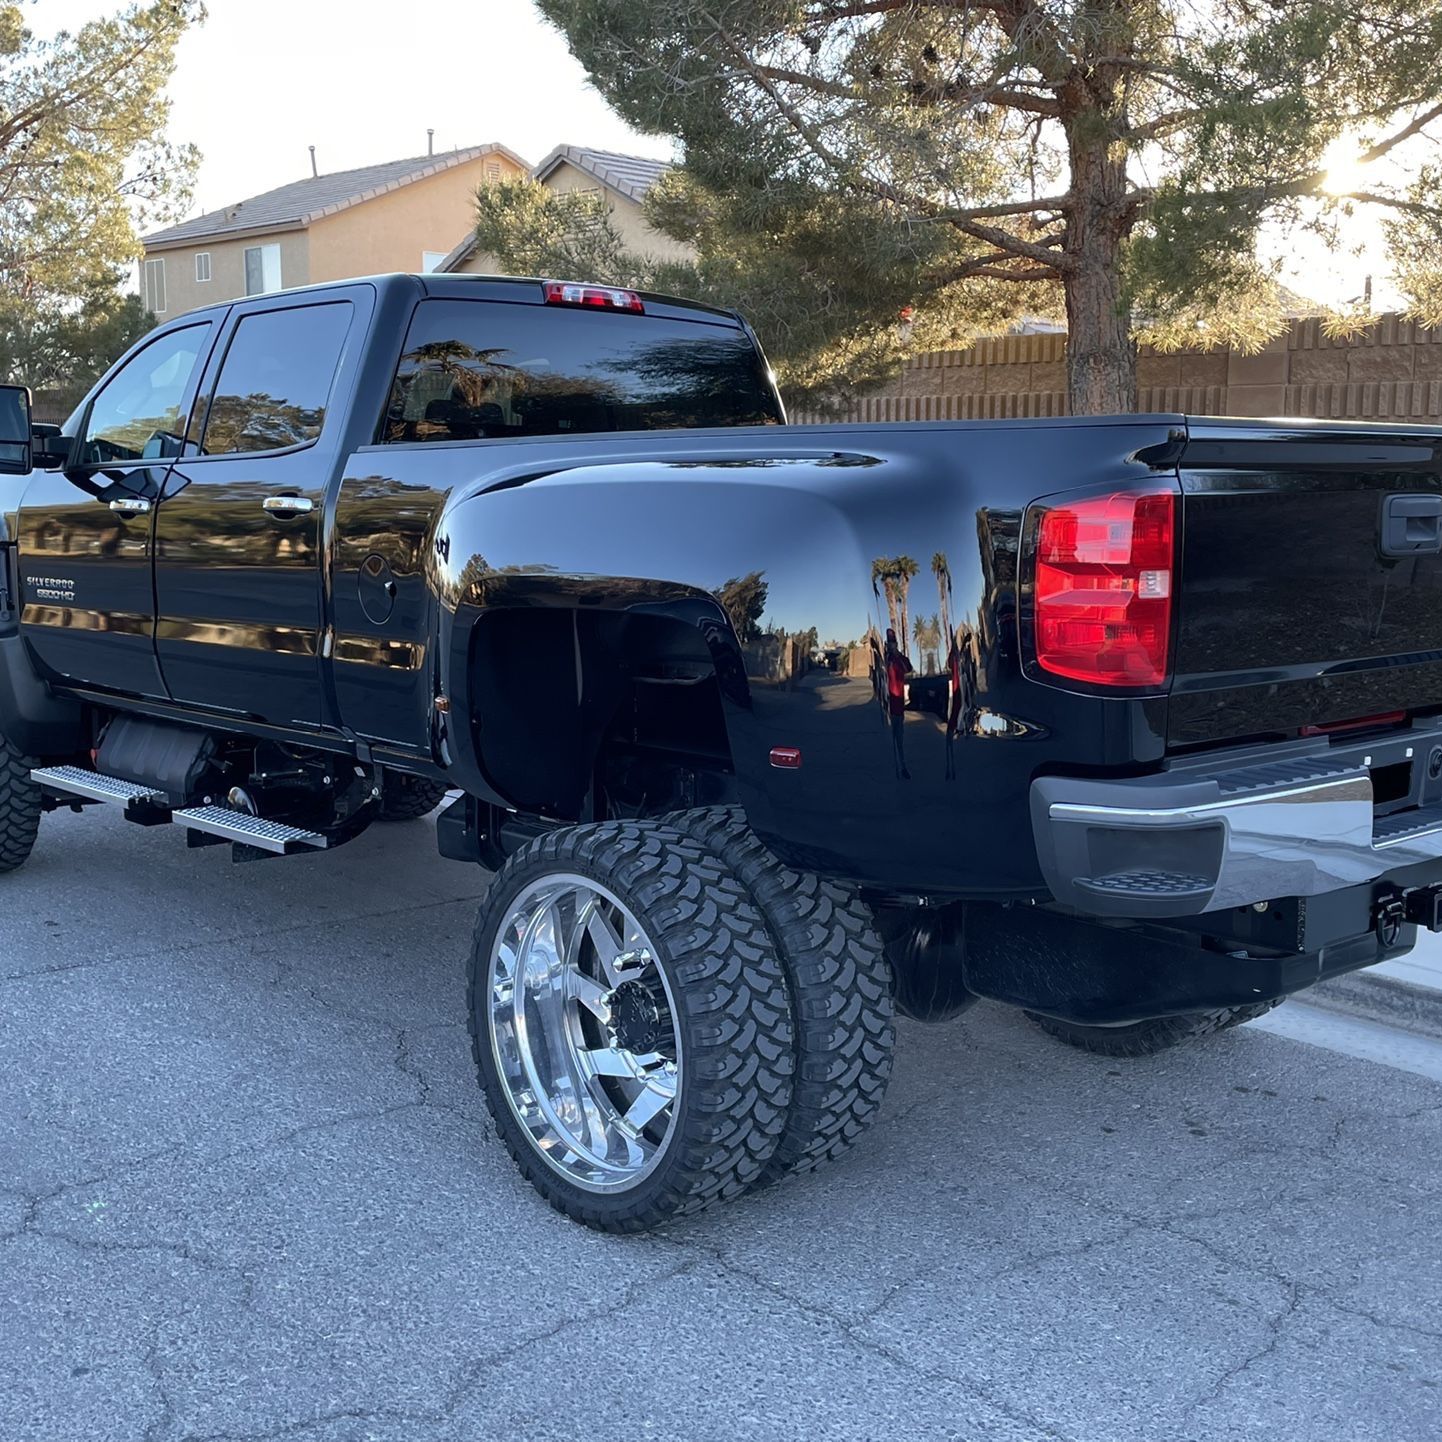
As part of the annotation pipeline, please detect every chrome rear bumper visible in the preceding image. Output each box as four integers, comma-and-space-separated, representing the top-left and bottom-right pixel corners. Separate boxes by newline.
1032, 726, 1442, 917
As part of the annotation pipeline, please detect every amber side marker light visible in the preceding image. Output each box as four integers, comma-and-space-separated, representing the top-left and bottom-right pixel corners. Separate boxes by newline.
769, 747, 802, 769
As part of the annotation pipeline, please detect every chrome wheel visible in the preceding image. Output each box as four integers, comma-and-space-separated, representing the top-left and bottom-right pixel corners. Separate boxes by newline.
487, 872, 682, 1193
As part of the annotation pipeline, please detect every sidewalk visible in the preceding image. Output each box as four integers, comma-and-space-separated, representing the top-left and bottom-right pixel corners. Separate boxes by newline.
1310, 926, 1442, 1038
1373, 928, 1442, 995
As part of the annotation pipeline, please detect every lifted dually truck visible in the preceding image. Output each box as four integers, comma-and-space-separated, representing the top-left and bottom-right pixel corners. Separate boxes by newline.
4, 273, 1442, 1230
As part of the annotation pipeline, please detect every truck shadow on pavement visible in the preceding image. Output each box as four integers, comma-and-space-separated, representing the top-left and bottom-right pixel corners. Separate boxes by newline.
2, 808, 1441, 1442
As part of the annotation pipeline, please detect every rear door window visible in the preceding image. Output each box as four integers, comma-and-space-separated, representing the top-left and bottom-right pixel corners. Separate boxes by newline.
382, 298, 781, 443
199, 302, 353, 456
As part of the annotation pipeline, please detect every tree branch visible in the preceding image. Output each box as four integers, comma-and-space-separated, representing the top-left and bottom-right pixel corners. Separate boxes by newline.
931, 192, 1072, 219
1358, 99, 1442, 164
1347, 190, 1442, 219
754, 65, 859, 101
945, 214, 1073, 269
802, 0, 1008, 19
945, 259, 1061, 281
988, 87, 1062, 117
1123, 107, 1203, 144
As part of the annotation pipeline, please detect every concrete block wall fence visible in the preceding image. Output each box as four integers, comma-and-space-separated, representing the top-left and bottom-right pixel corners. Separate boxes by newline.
791, 313, 1442, 425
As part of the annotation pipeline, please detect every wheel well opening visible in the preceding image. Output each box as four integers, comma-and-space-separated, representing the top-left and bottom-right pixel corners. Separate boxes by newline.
468, 606, 736, 822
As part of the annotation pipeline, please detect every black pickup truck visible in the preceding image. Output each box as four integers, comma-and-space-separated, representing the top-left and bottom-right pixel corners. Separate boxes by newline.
4, 272, 1442, 1230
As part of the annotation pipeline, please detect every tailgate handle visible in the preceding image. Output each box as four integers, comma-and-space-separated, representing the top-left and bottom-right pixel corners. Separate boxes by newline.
1381, 494, 1442, 557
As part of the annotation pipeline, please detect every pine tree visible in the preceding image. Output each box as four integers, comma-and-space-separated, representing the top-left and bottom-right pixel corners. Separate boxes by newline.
527, 0, 1442, 413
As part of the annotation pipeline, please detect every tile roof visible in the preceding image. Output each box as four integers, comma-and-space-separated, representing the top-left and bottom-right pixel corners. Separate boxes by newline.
532, 145, 672, 202
142, 143, 529, 249
436, 145, 672, 273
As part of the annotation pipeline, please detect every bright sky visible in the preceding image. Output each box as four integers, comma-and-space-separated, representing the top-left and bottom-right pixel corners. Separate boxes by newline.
29, 0, 1407, 311
33, 0, 674, 215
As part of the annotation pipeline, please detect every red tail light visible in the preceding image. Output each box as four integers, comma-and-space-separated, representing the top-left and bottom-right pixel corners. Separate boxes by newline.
542, 280, 645, 313
1032, 488, 1176, 688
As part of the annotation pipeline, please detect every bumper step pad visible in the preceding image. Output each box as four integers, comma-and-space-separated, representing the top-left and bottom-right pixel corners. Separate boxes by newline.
1073, 870, 1214, 901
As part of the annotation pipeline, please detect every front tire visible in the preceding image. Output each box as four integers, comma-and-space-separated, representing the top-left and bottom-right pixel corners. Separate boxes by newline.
0, 737, 40, 874
467, 822, 795, 1231
1025, 1001, 1283, 1058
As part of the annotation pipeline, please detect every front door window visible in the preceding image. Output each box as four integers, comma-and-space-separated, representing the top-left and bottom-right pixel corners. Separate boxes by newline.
78, 325, 211, 466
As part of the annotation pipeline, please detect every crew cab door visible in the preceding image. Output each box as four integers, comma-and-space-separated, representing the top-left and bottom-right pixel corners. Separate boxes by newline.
15, 321, 215, 697
153, 295, 362, 728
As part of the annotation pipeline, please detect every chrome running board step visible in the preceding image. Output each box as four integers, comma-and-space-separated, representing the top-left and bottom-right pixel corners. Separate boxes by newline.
33, 765, 168, 807
33, 765, 327, 855
172, 805, 327, 854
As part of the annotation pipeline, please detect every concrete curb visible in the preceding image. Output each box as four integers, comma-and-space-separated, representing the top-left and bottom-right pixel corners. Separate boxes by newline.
1307, 971, 1442, 1042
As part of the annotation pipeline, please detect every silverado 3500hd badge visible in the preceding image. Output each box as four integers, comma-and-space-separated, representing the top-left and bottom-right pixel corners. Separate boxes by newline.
31, 576, 76, 602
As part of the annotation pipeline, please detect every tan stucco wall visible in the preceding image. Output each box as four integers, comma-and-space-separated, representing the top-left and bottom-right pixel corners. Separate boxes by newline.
147, 230, 311, 317
142, 150, 525, 312
453, 157, 695, 276
542, 160, 694, 265
307, 151, 526, 283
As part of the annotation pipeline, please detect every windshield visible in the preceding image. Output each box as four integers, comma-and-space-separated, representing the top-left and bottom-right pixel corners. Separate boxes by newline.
381, 298, 782, 444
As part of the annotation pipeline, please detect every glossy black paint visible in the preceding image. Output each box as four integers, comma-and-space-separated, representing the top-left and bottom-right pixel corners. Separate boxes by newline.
13, 318, 219, 698
154, 291, 371, 726
9, 273, 1442, 905
1170, 424, 1442, 748
405, 417, 1181, 895
14, 463, 173, 698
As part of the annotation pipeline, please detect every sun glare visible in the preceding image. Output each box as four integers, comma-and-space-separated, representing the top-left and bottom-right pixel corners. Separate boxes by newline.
1321, 135, 1370, 197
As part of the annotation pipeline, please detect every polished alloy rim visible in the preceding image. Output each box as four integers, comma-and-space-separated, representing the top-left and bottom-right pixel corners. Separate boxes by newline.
487, 872, 682, 1193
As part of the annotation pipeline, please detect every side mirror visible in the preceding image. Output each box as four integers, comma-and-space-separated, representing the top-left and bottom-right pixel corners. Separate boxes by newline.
30, 423, 74, 471
0, 385, 32, 476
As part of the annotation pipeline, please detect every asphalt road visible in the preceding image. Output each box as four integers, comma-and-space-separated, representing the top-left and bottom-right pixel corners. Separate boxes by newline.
3, 806, 1442, 1442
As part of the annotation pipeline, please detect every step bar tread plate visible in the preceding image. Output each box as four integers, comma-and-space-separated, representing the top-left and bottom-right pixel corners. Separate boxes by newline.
32, 765, 168, 806
172, 805, 327, 854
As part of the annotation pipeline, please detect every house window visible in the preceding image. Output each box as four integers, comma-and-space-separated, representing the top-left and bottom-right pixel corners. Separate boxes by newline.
421, 250, 448, 273
485, 162, 501, 181
195, 252, 212, 283
143, 257, 166, 314
243, 242, 283, 296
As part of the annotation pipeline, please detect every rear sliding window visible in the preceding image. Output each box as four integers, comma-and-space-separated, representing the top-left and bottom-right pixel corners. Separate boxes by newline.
381, 298, 781, 444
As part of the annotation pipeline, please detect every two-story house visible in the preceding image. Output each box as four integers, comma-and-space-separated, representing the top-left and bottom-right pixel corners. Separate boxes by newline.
139, 142, 529, 317
436, 144, 692, 275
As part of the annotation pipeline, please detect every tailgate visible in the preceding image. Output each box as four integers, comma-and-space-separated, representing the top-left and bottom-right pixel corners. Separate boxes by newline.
1169, 422, 1442, 749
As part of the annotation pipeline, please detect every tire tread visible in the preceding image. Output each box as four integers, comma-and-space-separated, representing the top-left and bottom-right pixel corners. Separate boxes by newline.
0, 737, 40, 874
377, 773, 448, 822
662, 806, 895, 1183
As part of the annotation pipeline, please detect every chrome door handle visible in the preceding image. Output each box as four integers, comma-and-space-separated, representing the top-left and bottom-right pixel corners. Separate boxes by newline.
108, 497, 152, 515
262, 495, 314, 516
